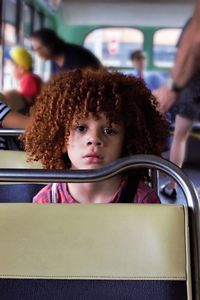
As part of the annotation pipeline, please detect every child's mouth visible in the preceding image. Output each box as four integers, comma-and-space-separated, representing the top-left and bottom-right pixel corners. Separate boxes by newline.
83, 153, 103, 163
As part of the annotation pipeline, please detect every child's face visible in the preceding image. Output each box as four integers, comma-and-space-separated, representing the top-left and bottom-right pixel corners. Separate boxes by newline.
63, 113, 125, 170
132, 55, 146, 72
31, 38, 52, 60
9, 61, 23, 79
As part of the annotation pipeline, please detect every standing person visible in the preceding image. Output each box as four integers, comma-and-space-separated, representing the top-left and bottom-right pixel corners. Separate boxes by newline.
159, 19, 200, 199
4, 47, 42, 108
24, 69, 168, 204
31, 28, 101, 75
130, 50, 170, 149
130, 50, 164, 90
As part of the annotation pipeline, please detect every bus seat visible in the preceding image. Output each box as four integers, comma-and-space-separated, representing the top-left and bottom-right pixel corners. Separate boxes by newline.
0, 151, 43, 202
0, 204, 191, 300
0, 154, 198, 298
0, 150, 42, 169
0, 183, 45, 202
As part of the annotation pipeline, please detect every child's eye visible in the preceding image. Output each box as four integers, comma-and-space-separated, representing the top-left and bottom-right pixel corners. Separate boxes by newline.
75, 125, 87, 133
103, 128, 117, 136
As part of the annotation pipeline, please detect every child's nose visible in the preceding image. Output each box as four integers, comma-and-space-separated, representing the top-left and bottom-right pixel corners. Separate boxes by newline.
87, 139, 102, 146
86, 131, 103, 146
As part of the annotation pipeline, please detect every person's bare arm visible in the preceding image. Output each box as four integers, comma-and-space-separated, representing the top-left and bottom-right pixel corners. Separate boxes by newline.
172, 16, 200, 87
2, 111, 29, 129
155, 0, 200, 113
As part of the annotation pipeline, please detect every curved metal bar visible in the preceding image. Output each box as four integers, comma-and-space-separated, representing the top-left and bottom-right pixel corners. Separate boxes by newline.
0, 129, 24, 136
0, 154, 199, 298
0, 155, 199, 205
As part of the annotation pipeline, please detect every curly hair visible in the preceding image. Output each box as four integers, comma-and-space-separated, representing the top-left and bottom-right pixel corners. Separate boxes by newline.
24, 68, 168, 169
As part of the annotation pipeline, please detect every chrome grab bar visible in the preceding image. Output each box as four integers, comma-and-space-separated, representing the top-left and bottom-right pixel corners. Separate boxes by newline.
0, 155, 198, 205
0, 129, 24, 136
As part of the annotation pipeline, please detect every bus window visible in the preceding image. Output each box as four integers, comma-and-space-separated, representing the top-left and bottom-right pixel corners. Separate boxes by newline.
2, 0, 17, 45
2, 0, 18, 90
32, 10, 50, 81
2, 28, 17, 90
23, 3, 34, 49
153, 28, 181, 68
84, 28, 144, 68
33, 10, 43, 31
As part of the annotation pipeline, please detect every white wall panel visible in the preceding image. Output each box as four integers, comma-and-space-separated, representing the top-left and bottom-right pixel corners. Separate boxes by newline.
59, 2, 194, 26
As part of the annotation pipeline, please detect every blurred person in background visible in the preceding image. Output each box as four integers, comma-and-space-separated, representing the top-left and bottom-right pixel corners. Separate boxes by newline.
1, 47, 40, 150
0, 97, 29, 150
0, 97, 28, 128
31, 28, 101, 75
157, 14, 200, 198
154, 0, 200, 175
130, 50, 171, 150
155, 0, 200, 112
130, 49, 164, 90
4, 46, 42, 111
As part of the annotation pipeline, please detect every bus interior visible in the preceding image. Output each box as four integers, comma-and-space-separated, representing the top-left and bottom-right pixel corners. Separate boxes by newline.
0, 0, 199, 299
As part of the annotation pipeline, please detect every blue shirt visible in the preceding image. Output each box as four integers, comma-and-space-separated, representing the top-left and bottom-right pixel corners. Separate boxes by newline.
51, 43, 101, 75
130, 70, 165, 90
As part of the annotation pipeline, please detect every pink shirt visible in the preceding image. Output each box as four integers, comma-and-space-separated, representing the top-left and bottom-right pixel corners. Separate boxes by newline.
33, 181, 160, 204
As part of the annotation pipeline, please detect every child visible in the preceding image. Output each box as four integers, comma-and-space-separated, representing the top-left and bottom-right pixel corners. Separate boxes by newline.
24, 69, 168, 204
4, 46, 42, 108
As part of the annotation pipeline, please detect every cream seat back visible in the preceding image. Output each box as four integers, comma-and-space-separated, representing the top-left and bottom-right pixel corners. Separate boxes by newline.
0, 150, 42, 169
0, 151, 43, 202
0, 204, 191, 300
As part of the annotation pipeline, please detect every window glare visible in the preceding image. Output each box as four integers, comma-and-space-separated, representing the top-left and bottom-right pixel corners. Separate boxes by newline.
153, 28, 181, 68
84, 28, 144, 68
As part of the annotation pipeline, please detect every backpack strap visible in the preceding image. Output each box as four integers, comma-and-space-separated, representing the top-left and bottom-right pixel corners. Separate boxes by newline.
118, 176, 139, 203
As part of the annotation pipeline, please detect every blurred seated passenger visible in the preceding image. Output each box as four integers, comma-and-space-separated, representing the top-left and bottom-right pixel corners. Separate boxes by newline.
4, 90, 29, 115
130, 50, 164, 90
0, 98, 28, 128
4, 47, 42, 109
0, 98, 29, 150
24, 69, 168, 204
31, 28, 101, 75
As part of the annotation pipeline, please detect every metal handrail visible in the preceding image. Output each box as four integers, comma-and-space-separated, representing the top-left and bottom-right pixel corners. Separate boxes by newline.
0, 129, 24, 136
0, 154, 199, 298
